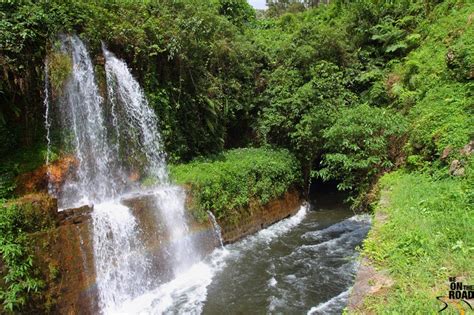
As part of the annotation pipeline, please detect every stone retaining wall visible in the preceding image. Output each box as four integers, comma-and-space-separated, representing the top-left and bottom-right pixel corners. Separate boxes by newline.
219, 190, 302, 244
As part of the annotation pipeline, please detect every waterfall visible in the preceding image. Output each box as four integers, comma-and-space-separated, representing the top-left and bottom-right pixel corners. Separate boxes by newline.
47, 35, 207, 313
57, 35, 127, 209
49, 36, 151, 312
43, 58, 53, 195
208, 211, 224, 248
102, 46, 167, 184
91, 202, 150, 313
103, 47, 200, 277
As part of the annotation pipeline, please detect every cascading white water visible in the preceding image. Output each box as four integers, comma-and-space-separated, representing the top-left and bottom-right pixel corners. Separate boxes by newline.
208, 211, 224, 248
103, 47, 200, 278
103, 46, 167, 184
43, 58, 53, 195
49, 36, 204, 313
51, 36, 151, 313
92, 202, 151, 313
57, 35, 127, 209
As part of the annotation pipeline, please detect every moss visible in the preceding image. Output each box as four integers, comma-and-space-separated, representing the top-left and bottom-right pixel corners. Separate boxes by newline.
48, 51, 72, 95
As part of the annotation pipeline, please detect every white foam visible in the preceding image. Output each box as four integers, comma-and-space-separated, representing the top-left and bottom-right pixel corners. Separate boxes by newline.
92, 201, 150, 313
307, 288, 350, 314
107, 205, 309, 314
268, 277, 278, 287
113, 249, 228, 315
234, 204, 308, 249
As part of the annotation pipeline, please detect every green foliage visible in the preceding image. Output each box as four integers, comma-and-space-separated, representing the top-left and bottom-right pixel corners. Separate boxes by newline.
258, 61, 354, 189
318, 104, 407, 194
376, 2, 474, 167
217, 0, 256, 27
362, 170, 473, 312
266, 0, 305, 17
0, 144, 52, 199
0, 201, 44, 312
1, 0, 262, 162
48, 51, 72, 95
170, 148, 301, 223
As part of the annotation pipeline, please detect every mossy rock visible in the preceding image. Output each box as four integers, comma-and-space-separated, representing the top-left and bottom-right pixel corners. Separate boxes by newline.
9, 193, 58, 233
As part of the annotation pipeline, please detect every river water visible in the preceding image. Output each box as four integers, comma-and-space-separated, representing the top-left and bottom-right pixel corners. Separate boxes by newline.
118, 191, 371, 314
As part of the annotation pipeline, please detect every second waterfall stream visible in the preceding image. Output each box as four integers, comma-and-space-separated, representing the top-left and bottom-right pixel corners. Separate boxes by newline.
46, 35, 207, 313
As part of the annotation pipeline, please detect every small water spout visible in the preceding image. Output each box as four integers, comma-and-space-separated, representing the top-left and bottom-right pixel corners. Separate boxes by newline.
43, 58, 53, 195
208, 211, 224, 248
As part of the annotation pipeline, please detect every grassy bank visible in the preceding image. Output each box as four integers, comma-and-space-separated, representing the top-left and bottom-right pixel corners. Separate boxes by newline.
169, 147, 301, 223
357, 168, 473, 313
351, 2, 474, 312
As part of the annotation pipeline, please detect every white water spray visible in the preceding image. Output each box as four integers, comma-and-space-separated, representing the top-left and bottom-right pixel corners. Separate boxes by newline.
207, 211, 224, 248
103, 47, 200, 278
103, 46, 168, 184
43, 58, 53, 195
57, 35, 127, 209
92, 202, 150, 313
51, 36, 151, 312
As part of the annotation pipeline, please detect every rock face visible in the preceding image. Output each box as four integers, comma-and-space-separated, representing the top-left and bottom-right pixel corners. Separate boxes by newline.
29, 199, 97, 314
30, 191, 217, 314
449, 159, 465, 176
218, 190, 302, 244
14, 156, 78, 196
447, 140, 473, 177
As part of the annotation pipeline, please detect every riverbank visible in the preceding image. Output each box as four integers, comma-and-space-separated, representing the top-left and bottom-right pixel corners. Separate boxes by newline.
349, 170, 473, 313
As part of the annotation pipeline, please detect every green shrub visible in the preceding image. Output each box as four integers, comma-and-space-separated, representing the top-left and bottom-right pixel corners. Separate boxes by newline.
170, 148, 301, 223
0, 201, 44, 312
318, 104, 407, 195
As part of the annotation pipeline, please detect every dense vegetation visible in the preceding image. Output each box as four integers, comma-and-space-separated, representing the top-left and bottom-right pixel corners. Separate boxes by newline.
362, 169, 473, 312
0, 195, 57, 312
170, 148, 300, 223
0, 0, 472, 312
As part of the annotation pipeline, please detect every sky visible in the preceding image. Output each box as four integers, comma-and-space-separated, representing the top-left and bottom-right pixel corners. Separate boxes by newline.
248, 0, 267, 10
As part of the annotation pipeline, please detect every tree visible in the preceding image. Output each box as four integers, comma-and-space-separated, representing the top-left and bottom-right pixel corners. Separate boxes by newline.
318, 103, 407, 196
259, 61, 354, 195
217, 0, 256, 27
266, 0, 305, 17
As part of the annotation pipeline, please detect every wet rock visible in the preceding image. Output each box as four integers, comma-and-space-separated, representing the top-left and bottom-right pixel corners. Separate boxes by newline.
57, 204, 93, 225
348, 197, 393, 312
449, 159, 465, 176
460, 140, 474, 156
7, 198, 99, 314
20, 188, 300, 313
15, 155, 78, 195
440, 145, 452, 160
219, 190, 302, 244
122, 192, 218, 283
347, 257, 394, 311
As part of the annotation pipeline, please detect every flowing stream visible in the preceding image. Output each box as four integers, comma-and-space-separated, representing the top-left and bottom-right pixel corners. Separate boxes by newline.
114, 191, 370, 314
46, 35, 370, 314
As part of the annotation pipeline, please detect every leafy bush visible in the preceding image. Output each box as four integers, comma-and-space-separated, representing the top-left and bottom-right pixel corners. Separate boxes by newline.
319, 104, 407, 195
0, 201, 44, 312
170, 148, 301, 223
